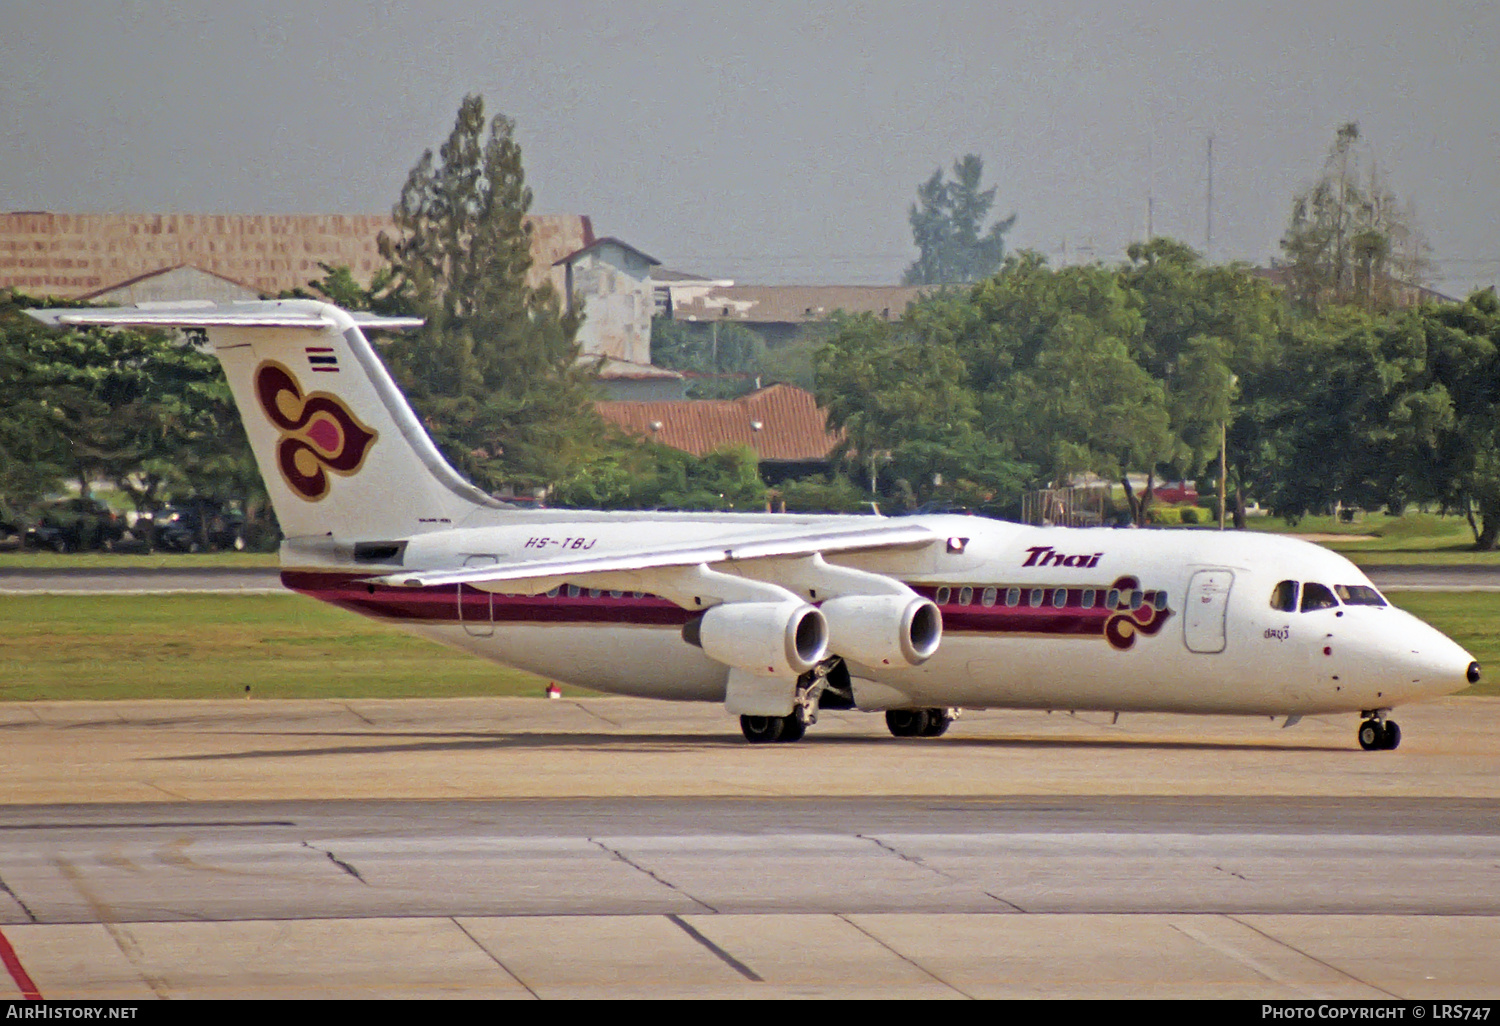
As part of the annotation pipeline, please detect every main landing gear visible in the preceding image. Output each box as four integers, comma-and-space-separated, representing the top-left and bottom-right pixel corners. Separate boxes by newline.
739, 714, 804, 744
885, 708, 957, 738
1358, 711, 1401, 751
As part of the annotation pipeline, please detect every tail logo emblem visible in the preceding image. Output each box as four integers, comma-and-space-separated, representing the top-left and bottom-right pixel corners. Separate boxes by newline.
254, 361, 378, 501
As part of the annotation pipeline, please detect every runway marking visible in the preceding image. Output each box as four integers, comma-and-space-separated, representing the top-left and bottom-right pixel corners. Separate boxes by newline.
0, 821, 295, 831
0, 927, 41, 999
54, 857, 170, 1000
1169, 919, 1329, 998
666, 915, 763, 982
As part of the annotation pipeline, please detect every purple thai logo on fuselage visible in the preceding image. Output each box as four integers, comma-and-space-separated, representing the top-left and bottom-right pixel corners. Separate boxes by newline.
1022, 546, 1103, 569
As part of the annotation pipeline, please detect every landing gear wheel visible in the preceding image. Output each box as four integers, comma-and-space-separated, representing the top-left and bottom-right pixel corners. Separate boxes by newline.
886, 709, 930, 738
778, 716, 806, 743
1358, 719, 1382, 751
1382, 720, 1401, 750
919, 709, 952, 737
740, 715, 784, 744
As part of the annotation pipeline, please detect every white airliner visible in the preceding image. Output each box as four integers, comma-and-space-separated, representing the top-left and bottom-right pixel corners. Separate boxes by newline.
30, 300, 1480, 750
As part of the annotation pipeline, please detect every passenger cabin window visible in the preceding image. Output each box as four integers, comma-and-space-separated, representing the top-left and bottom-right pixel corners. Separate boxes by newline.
1029, 588, 1044, 607
936, 587, 951, 604
1081, 589, 1096, 609
958, 587, 973, 606
1005, 587, 1021, 606
1301, 582, 1339, 612
1052, 589, 1067, 608
1270, 580, 1299, 612
981, 587, 997, 607
1335, 584, 1387, 607
1152, 591, 1168, 611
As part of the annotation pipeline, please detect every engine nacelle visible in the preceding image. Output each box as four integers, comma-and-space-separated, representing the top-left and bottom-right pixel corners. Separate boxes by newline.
819, 594, 942, 667
682, 600, 829, 677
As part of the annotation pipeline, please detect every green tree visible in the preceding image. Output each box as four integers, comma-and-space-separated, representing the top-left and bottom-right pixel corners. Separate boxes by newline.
375, 94, 603, 493
902, 155, 1017, 286
649, 317, 769, 398
0, 292, 69, 511
1363, 292, 1500, 548
912, 254, 1174, 521
555, 441, 767, 511
0, 291, 268, 540
1121, 238, 1283, 524
1279, 122, 1429, 312
814, 313, 1028, 509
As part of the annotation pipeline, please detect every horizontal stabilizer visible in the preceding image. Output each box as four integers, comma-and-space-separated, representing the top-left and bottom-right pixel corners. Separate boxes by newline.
27, 302, 423, 332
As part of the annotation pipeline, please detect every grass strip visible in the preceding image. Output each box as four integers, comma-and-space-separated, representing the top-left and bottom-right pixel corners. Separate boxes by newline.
0, 593, 561, 701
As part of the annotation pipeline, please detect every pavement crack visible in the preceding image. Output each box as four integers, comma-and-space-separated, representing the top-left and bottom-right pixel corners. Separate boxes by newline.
340, 702, 375, 727
571, 702, 621, 727
667, 915, 762, 982
1214, 865, 1251, 882
0, 873, 37, 924
590, 839, 717, 912
980, 890, 1028, 912
859, 833, 941, 873
860, 834, 1026, 912
302, 841, 367, 885
837, 914, 974, 999
1225, 915, 1400, 999
451, 918, 538, 999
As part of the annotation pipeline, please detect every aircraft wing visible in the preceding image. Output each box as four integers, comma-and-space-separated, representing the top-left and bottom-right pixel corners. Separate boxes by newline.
375, 520, 940, 589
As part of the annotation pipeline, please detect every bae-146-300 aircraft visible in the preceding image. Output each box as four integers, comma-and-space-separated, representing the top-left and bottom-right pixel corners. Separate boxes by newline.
30, 300, 1480, 749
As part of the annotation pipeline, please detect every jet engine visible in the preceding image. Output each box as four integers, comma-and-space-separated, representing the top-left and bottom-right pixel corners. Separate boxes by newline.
819, 594, 942, 667
682, 600, 829, 677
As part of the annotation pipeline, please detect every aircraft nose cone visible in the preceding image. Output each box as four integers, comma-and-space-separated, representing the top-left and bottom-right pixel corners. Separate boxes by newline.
1468, 661, 1482, 685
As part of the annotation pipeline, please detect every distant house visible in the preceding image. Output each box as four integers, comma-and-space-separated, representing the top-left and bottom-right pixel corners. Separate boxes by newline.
596, 382, 840, 482
555, 237, 687, 400
667, 284, 933, 346
652, 267, 737, 318
78, 264, 261, 306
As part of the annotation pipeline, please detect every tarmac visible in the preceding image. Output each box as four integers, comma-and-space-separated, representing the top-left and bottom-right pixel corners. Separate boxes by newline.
0, 696, 1495, 999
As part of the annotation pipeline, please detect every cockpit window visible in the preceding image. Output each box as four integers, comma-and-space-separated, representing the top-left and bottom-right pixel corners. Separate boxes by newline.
1300, 582, 1339, 612
1270, 580, 1299, 612
1335, 584, 1387, 607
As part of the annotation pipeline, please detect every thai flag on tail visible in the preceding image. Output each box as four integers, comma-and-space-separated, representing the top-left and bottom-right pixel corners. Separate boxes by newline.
306, 346, 338, 372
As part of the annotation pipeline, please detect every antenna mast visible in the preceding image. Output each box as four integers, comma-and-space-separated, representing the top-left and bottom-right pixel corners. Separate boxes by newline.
1206, 135, 1214, 260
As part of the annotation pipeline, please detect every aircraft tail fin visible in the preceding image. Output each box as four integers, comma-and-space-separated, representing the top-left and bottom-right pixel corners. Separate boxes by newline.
28, 300, 502, 542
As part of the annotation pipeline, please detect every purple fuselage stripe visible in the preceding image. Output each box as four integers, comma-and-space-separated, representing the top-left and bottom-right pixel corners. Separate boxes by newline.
280, 570, 1167, 638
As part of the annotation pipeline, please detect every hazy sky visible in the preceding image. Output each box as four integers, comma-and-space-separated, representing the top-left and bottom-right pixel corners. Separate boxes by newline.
4, 1, 1497, 297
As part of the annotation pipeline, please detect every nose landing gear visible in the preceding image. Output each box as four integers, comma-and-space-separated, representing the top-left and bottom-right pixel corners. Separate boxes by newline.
1358, 712, 1401, 751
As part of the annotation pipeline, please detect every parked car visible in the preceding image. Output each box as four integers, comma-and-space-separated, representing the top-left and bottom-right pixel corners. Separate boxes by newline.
140, 501, 246, 552
0, 505, 22, 551
25, 497, 129, 553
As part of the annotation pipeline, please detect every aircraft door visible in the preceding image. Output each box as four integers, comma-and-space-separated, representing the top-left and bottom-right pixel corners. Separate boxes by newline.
459, 554, 497, 637
1183, 569, 1234, 654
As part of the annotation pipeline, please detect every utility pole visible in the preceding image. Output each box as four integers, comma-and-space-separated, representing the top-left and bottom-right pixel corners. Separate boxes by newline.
1206, 135, 1214, 261
1219, 421, 1227, 531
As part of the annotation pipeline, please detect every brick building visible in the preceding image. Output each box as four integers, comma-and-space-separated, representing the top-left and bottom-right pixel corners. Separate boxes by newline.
0, 211, 591, 298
